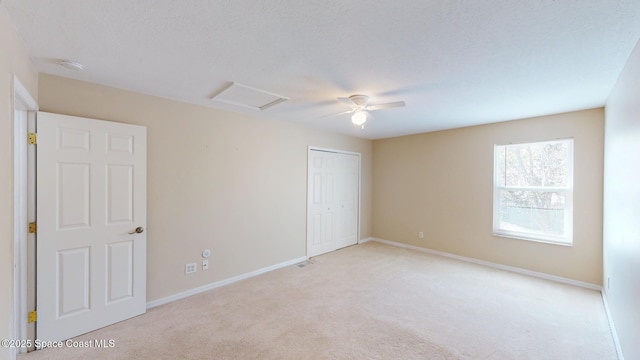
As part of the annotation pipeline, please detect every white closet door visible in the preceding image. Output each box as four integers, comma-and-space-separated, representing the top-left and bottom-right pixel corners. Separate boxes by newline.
307, 149, 360, 257
335, 153, 359, 249
307, 150, 337, 257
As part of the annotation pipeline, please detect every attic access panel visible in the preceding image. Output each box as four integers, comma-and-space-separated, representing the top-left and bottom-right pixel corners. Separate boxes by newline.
210, 82, 288, 111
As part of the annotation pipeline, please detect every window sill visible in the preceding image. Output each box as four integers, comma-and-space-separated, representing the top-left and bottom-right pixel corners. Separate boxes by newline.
492, 232, 573, 247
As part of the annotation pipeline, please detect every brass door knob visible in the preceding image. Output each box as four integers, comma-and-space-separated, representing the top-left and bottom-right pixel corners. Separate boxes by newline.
129, 227, 144, 234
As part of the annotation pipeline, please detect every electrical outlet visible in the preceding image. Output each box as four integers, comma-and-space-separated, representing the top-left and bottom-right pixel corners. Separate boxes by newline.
185, 263, 197, 275
418, 231, 424, 238
202, 259, 209, 271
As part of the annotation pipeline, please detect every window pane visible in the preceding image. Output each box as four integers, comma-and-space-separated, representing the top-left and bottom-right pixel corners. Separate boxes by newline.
502, 141, 570, 187
498, 190, 567, 236
505, 145, 536, 186
542, 142, 570, 187
496, 146, 506, 187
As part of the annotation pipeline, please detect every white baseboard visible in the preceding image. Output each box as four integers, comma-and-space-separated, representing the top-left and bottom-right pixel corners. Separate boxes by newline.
601, 291, 624, 360
367, 238, 602, 291
358, 237, 374, 244
147, 256, 307, 309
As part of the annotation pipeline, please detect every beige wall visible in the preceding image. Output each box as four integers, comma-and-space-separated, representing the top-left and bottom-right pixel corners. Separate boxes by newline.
38, 74, 372, 301
0, 4, 38, 360
603, 38, 640, 359
372, 109, 604, 285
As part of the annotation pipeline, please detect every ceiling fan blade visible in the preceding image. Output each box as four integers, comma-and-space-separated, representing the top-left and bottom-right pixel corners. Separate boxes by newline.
316, 109, 354, 119
337, 97, 356, 107
367, 101, 406, 111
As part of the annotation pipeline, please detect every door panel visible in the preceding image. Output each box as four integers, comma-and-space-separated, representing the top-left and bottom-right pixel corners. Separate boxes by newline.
58, 127, 90, 151
57, 163, 91, 229
106, 241, 134, 303
37, 112, 147, 342
106, 164, 134, 224
57, 247, 90, 317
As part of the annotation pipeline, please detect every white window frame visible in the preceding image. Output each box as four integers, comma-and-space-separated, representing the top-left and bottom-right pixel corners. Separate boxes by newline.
492, 139, 574, 246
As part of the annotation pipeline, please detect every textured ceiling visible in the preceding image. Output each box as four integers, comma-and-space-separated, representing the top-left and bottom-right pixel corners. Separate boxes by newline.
3, 0, 640, 139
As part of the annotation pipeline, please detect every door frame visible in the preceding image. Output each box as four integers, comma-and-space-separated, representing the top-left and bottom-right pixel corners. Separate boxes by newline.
306, 146, 361, 258
12, 75, 38, 358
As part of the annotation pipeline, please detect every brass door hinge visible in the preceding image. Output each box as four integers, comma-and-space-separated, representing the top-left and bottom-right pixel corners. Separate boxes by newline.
28, 132, 37, 145
28, 310, 37, 323
28, 222, 37, 234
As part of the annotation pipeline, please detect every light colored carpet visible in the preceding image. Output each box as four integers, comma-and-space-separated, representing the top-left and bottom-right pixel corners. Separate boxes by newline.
20, 241, 617, 359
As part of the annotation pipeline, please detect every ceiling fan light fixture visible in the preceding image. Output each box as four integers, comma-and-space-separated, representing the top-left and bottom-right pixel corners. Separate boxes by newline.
351, 110, 367, 126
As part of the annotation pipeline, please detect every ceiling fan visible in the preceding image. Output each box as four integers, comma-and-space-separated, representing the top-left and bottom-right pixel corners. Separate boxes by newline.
321, 94, 406, 128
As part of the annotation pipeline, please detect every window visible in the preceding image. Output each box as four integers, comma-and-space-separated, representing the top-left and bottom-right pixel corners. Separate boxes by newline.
493, 139, 573, 245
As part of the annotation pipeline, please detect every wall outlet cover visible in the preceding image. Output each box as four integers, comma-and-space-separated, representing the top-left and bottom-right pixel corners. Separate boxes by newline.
185, 263, 197, 274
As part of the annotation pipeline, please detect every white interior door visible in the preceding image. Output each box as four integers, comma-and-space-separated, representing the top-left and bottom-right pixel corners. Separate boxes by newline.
307, 149, 360, 257
36, 112, 147, 342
